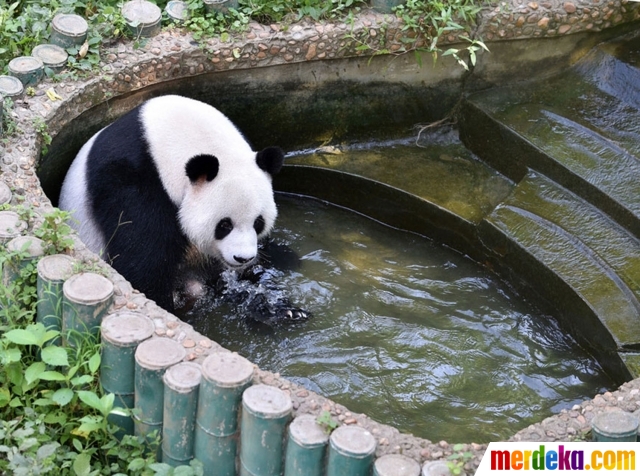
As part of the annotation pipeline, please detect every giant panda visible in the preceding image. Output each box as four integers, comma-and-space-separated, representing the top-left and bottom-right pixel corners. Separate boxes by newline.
59, 95, 290, 315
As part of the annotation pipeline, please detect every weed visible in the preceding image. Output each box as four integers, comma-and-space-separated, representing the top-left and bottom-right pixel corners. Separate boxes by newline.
446, 443, 475, 476
316, 410, 340, 433
31, 116, 52, 156
1, 97, 19, 139
393, 0, 487, 68
34, 208, 75, 255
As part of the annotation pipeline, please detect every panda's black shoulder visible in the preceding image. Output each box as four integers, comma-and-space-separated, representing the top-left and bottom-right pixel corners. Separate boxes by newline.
87, 104, 151, 172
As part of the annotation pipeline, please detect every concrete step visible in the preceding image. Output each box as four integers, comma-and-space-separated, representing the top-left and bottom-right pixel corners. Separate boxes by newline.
479, 170, 640, 379
279, 138, 515, 258
460, 40, 640, 238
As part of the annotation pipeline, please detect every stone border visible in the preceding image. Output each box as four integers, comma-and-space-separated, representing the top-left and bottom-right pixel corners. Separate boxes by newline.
2, 3, 640, 474
478, 0, 638, 40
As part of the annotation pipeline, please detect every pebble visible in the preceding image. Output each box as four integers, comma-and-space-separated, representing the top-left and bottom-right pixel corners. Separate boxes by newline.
182, 338, 195, 348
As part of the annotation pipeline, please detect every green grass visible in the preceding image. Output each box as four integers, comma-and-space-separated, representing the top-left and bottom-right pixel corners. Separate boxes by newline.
0, 208, 203, 475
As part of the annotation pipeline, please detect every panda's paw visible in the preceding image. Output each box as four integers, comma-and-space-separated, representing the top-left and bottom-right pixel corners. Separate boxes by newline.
281, 306, 311, 322
244, 293, 311, 326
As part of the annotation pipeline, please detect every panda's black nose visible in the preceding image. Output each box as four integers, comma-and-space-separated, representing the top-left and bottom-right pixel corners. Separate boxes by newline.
234, 255, 253, 265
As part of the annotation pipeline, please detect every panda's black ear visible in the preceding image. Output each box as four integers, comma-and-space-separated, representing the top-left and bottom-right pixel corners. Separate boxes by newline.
256, 147, 284, 176
186, 154, 219, 184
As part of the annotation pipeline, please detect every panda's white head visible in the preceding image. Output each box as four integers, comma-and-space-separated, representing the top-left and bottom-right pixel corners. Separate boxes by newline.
179, 146, 284, 268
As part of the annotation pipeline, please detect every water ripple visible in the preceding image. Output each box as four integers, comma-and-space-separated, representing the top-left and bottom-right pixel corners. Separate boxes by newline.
187, 195, 612, 443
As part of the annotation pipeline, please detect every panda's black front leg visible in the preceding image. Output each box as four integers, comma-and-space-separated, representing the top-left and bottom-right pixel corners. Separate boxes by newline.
222, 266, 311, 326
241, 290, 310, 326
232, 240, 312, 325
247, 296, 310, 326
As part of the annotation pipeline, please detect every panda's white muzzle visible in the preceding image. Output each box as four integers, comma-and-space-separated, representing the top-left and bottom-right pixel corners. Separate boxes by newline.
218, 231, 258, 269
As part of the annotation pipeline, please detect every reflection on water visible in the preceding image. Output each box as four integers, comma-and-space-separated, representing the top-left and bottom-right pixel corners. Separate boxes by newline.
286, 129, 514, 224
186, 195, 612, 443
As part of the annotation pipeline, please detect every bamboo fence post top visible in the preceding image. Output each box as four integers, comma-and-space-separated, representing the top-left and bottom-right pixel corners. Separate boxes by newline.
50, 13, 88, 48
243, 384, 293, 419
201, 351, 254, 387
63, 272, 114, 305
374, 454, 421, 476
135, 336, 186, 371
164, 361, 202, 393
37, 254, 75, 282
289, 414, 330, 447
101, 310, 155, 347
0, 212, 27, 242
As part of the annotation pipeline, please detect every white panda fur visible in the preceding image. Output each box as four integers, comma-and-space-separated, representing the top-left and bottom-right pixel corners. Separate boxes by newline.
59, 95, 284, 312
59, 130, 107, 253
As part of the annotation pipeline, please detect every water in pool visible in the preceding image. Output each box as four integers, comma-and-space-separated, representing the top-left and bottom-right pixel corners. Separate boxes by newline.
184, 194, 612, 443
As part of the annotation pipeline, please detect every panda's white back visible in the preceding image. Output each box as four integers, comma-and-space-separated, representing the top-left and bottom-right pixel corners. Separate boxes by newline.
58, 129, 107, 254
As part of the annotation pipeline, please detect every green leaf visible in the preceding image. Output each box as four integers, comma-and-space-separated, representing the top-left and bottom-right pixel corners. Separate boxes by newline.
73, 451, 91, 476
1, 347, 21, 364
41, 346, 69, 367
25, 361, 46, 384
0, 387, 10, 408
7, 362, 24, 387
4, 328, 39, 346
175, 465, 198, 476
19, 437, 38, 452
72, 438, 83, 452
43, 329, 60, 344
9, 397, 22, 408
36, 442, 60, 460
88, 351, 100, 374
73, 420, 104, 437
128, 458, 147, 472
44, 410, 67, 424
33, 397, 55, 406
52, 388, 74, 406
148, 463, 172, 475
414, 49, 423, 68
77, 390, 103, 412
39, 371, 67, 381
71, 375, 93, 387
101, 393, 115, 416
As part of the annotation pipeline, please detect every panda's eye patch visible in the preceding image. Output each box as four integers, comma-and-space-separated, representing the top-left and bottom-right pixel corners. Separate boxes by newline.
254, 215, 265, 235
215, 218, 233, 240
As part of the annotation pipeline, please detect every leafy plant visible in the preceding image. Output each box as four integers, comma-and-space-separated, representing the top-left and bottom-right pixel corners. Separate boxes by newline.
0, 239, 40, 327
2, 96, 19, 139
442, 35, 488, 70
31, 116, 52, 156
0, 207, 206, 474
0, 0, 54, 72
316, 410, 340, 433
35, 208, 75, 255
391, 0, 486, 68
446, 443, 474, 476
